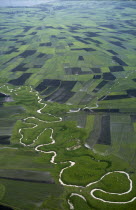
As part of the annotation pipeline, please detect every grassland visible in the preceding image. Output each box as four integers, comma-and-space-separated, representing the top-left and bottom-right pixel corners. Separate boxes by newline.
0, 0, 136, 210
0, 82, 136, 210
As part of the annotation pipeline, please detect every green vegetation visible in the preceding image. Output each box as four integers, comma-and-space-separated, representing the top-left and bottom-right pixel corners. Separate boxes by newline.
0, 179, 63, 210
0, 0, 136, 210
0, 184, 5, 200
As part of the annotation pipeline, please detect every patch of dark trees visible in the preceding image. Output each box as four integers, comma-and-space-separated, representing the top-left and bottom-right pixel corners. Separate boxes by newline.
130, 115, 136, 122
36, 79, 60, 92
0, 38, 7, 42
125, 20, 136, 27
0, 136, 10, 144
69, 30, 78, 33
78, 56, 84, 61
65, 67, 92, 75
71, 48, 96, 52
11, 63, 28, 72
3, 57, 18, 65
97, 115, 111, 145
36, 26, 43, 30
109, 66, 124, 72
115, 6, 124, 10
37, 53, 45, 58
93, 75, 101, 79
68, 26, 79, 31
45, 26, 55, 29
29, 32, 37, 35
4, 47, 19, 54
0, 93, 7, 97
100, 24, 117, 29
102, 73, 116, 80
15, 35, 25, 37
91, 68, 101, 73
44, 81, 76, 103
36, 79, 76, 103
68, 43, 74, 47
53, 5, 69, 11
112, 56, 128, 66
0, 205, 13, 210
41, 86, 58, 96
84, 37, 102, 44
16, 40, 27, 45
110, 36, 125, 42
84, 32, 99, 37
58, 37, 66, 39
0, 93, 9, 106
119, 30, 136, 36
127, 89, 136, 97
122, 13, 131, 17
98, 89, 136, 101
51, 35, 57, 38
8, 73, 32, 86
107, 50, 118, 55
92, 81, 108, 93
73, 36, 90, 44
67, 24, 85, 31
83, 108, 119, 113
23, 26, 33, 33
19, 50, 36, 58
39, 42, 52, 47
0, 176, 55, 184
9, 39, 18, 41
33, 65, 43, 68
110, 41, 126, 49
40, 16, 46, 21
98, 95, 128, 101
57, 27, 64, 30
38, 5, 49, 12
0, 27, 7, 30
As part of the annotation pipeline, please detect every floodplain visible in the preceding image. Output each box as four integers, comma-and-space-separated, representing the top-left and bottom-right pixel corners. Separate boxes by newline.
0, 0, 136, 209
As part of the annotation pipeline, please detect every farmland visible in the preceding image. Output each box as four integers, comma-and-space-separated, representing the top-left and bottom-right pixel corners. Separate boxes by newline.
0, 0, 136, 209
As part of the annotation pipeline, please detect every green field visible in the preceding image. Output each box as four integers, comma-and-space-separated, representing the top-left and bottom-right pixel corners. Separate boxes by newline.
0, 0, 136, 209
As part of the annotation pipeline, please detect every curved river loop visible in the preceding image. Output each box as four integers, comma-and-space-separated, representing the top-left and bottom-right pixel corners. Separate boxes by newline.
1, 84, 136, 209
